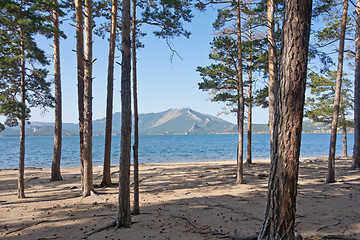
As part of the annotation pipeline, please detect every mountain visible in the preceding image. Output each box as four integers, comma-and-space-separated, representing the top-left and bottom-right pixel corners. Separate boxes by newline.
100, 107, 235, 135
0, 108, 236, 136
137, 108, 234, 135
0, 108, 342, 137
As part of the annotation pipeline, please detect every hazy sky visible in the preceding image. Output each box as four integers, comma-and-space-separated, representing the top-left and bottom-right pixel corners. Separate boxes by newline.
25, 5, 272, 125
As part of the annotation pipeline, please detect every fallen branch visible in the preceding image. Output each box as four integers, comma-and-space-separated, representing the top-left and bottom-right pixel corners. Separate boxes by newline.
81, 221, 116, 239
171, 215, 196, 228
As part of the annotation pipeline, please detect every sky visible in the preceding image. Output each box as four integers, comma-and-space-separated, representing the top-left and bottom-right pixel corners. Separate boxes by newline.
29, 5, 270, 125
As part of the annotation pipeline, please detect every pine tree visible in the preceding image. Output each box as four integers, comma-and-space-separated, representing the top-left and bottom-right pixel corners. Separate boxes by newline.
353, 0, 360, 169
326, 0, 349, 183
117, 0, 132, 228
305, 70, 353, 157
51, 0, 64, 181
266, 0, 279, 167
131, 0, 193, 214
100, 0, 118, 188
200, 0, 246, 184
198, 0, 267, 181
82, 0, 94, 197
132, 0, 140, 215
258, 0, 312, 238
92, 0, 121, 188
0, 0, 55, 198
74, 0, 85, 191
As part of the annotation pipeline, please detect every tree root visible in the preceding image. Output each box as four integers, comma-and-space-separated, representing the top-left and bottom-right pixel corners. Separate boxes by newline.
38, 237, 59, 240
321, 235, 358, 240
81, 190, 104, 200
94, 170, 120, 181
5, 220, 51, 235
170, 214, 257, 240
130, 175, 153, 187
316, 218, 343, 232
81, 221, 116, 239
26, 177, 39, 183
198, 229, 257, 240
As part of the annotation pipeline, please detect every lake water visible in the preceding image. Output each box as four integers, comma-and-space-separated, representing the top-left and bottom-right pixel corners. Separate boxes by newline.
0, 133, 353, 169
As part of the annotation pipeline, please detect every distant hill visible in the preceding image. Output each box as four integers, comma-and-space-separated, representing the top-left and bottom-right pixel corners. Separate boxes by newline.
0, 124, 74, 137
0, 108, 342, 137
234, 121, 334, 134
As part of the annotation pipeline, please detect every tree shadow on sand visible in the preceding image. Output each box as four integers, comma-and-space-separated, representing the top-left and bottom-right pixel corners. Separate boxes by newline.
1, 158, 359, 240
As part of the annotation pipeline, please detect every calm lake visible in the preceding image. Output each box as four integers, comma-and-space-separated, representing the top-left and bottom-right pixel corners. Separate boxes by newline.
0, 133, 353, 169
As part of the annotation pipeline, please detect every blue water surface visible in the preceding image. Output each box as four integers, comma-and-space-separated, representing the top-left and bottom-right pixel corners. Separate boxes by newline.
0, 133, 353, 169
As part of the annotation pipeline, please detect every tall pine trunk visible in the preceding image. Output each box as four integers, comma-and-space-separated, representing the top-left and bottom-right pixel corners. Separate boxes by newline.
258, 0, 312, 239
18, 28, 26, 198
132, 0, 140, 215
343, 126, 347, 157
246, 19, 253, 165
117, 0, 132, 227
101, 0, 118, 187
341, 110, 348, 156
51, 0, 62, 181
327, 0, 348, 183
246, 68, 252, 165
352, 0, 360, 169
82, 0, 94, 197
236, 0, 244, 184
267, 0, 279, 165
74, 0, 85, 190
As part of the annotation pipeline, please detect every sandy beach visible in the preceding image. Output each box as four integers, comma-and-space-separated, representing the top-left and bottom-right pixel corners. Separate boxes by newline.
0, 156, 359, 240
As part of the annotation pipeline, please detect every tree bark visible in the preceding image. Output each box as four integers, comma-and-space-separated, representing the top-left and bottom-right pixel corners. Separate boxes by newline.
341, 109, 348, 157
51, 0, 63, 181
18, 27, 26, 198
246, 17, 253, 165
74, 0, 85, 190
343, 126, 347, 157
246, 69, 252, 165
267, 0, 279, 167
101, 0, 118, 187
327, 0, 348, 183
352, 0, 360, 169
258, 0, 312, 239
82, 0, 94, 197
117, 0, 132, 228
236, 0, 244, 184
132, 0, 140, 215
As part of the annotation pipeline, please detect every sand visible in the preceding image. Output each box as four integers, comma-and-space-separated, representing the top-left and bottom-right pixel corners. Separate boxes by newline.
0, 156, 359, 240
